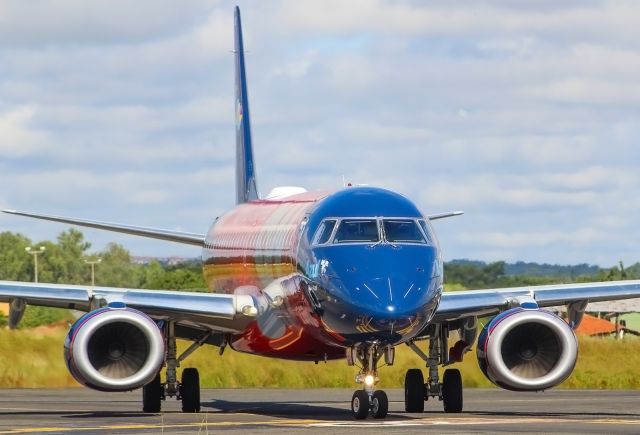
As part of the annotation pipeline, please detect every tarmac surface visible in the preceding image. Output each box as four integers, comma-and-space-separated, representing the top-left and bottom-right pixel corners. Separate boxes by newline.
0, 388, 639, 434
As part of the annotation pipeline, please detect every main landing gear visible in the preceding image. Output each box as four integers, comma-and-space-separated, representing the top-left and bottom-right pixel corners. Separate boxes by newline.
346, 344, 394, 419
405, 323, 464, 413
142, 321, 210, 413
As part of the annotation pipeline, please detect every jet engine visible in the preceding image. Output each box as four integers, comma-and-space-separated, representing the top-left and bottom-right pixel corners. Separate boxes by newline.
64, 305, 165, 391
477, 307, 577, 391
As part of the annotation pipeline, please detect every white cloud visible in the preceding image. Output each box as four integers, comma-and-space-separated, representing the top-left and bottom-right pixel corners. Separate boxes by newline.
0, 106, 49, 156
269, 0, 640, 45
457, 227, 607, 249
0, 0, 218, 47
1, 0, 639, 266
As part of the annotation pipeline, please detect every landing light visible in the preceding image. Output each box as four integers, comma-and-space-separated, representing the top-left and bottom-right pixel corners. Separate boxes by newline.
355, 373, 378, 386
387, 305, 395, 312
364, 375, 375, 386
241, 305, 258, 316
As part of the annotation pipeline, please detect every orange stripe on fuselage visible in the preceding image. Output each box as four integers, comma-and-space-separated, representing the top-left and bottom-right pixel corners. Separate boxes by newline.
203, 197, 320, 293
201, 191, 350, 359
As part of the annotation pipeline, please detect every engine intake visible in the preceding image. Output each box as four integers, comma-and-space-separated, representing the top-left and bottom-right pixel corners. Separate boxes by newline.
64, 306, 164, 391
477, 308, 577, 391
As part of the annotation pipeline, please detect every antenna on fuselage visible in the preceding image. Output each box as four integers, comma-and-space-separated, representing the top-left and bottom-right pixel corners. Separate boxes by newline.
234, 6, 259, 204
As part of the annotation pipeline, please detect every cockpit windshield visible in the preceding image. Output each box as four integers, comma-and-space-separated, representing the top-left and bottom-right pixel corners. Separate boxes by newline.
382, 219, 426, 243
333, 219, 379, 243
313, 219, 336, 245
312, 217, 433, 246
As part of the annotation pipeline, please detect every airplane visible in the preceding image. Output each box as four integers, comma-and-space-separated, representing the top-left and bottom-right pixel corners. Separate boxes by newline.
2, 6, 640, 420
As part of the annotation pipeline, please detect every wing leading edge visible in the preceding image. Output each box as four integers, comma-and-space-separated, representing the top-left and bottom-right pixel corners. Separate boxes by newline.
434, 279, 640, 322
2, 209, 205, 246
0, 280, 258, 333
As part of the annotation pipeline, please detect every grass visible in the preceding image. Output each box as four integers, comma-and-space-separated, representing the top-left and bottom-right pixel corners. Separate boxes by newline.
1, 327, 639, 389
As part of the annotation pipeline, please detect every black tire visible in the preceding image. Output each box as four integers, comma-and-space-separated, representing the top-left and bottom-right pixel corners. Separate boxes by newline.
404, 368, 425, 412
181, 368, 201, 413
371, 390, 388, 419
142, 373, 162, 413
351, 390, 370, 420
442, 368, 463, 413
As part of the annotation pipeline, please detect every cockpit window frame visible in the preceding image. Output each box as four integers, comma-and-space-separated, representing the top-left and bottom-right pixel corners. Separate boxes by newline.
312, 217, 432, 246
417, 219, 435, 245
312, 219, 337, 245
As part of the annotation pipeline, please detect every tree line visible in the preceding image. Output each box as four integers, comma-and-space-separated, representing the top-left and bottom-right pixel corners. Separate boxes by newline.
1, 229, 637, 327
0, 230, 207, 328
0, 230, 206, 290
444, 260, 640, 290
3, 229, 637, 291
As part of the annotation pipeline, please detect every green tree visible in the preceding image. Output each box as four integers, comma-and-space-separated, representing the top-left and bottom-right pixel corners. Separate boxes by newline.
142, 260, 206, 291
444, 261, 507, 289
95, 243, 143, 287
57, 229, 91, 284
32, 230, 91, 284
0, 232, 32, 281
142, 260, 166, 289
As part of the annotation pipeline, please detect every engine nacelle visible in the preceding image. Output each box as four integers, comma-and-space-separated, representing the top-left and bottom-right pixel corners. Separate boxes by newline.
64, 305, 165, 391
477, 308, 577, 391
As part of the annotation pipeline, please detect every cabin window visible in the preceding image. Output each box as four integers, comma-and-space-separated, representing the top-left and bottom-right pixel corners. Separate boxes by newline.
334, 219, 380, 243
313, 219, 336, 245
383, 219, 426, 244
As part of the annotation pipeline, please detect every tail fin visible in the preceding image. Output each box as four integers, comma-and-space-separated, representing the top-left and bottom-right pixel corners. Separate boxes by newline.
234, 6, 259, 203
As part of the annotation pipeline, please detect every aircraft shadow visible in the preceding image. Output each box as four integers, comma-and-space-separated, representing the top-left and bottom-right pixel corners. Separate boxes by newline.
202, 398, 354, 420
0, 410, 151, 419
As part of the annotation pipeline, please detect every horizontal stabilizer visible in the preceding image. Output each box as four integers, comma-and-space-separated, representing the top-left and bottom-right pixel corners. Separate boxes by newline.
427, 211, 464, 220
2, 209, 205, 246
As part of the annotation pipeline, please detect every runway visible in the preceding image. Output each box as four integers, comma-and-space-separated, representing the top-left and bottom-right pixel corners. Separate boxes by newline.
0, 388, 639, 434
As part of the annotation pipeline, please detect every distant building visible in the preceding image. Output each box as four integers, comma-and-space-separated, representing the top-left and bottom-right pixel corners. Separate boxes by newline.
553, 299, 640, 339
130, 256, 197, 266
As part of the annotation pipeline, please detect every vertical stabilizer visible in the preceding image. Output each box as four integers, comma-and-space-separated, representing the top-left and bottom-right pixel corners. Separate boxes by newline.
234, 6, 259, 203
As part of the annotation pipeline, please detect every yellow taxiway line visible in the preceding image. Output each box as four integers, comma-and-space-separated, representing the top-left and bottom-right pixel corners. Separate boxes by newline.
1, 415, 640, 433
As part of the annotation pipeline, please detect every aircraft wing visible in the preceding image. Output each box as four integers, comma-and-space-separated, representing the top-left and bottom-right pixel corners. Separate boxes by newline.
433, 279, 640, 322
2, 210, 205, 246
0, 280, 258, 334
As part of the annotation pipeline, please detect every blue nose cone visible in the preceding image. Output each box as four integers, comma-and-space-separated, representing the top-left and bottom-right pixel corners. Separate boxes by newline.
313, 243, 440, 342
357, 275, 426, 317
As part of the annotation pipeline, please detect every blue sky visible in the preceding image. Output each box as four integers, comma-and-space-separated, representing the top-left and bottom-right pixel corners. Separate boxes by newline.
1, 0, 639, 266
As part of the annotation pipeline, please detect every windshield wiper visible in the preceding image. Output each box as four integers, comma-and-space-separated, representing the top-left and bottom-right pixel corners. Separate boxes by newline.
367, 239, 383, 249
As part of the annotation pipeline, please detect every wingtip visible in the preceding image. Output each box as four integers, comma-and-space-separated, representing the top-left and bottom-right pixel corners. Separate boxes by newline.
2, 209, 17, 214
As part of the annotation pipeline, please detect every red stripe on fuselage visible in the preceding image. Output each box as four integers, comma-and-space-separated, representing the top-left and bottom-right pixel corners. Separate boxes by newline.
202, 191, 344, 360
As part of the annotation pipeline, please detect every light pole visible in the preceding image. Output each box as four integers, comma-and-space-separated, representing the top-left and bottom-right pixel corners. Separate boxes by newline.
85, 258, 102, 286
25, 246, 46, 283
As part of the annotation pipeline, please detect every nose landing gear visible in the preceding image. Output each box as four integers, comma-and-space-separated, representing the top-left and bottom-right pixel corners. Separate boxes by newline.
347, 344, 394, 419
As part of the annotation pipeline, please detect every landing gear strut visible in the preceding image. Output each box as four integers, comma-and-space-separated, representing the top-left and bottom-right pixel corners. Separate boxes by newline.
142, 321, 209, 413
405, 323, 464, 413
347, 344, 394, 419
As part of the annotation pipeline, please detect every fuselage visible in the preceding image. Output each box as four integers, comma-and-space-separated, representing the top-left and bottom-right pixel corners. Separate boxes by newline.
202, 186, 443, 361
